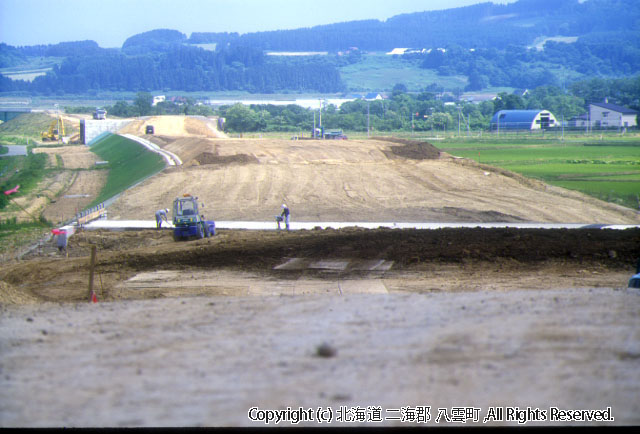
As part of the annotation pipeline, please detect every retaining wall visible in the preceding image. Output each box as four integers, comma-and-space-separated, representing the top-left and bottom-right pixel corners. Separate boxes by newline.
80, 119, 131, 144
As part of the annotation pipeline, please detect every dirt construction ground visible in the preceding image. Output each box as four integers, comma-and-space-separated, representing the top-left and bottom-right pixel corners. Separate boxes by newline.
1, 116, 640, 427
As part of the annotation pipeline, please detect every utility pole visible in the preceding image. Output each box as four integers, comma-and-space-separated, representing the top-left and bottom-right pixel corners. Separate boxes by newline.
367, 101, 370, 138
411, 112, 415, 136
55, 103, 60, 143
561, 68, 565, 142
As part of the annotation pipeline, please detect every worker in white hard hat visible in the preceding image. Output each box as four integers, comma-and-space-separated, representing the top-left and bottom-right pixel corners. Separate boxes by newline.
155, 208, 169, 229
276, 203, 290, 230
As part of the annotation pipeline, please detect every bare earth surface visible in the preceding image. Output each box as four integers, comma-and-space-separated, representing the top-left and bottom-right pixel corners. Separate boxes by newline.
1, 287, 638, 427
1, 116, 639, 427
108, 132, 639, 224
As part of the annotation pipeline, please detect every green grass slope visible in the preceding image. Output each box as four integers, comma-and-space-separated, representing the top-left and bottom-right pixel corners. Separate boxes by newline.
90, 134, 165, 206
0, 113, 53, 141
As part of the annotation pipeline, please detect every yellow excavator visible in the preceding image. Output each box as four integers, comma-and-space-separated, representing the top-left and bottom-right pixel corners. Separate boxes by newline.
41, 117, 65, 141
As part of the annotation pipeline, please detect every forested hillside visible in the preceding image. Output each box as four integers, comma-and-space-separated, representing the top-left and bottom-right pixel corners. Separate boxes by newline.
0, 0, 638, 94
0, 34, 345, 94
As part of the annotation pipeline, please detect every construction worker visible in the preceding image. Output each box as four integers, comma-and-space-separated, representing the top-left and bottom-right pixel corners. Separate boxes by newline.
279, 204, 290, 230
155, 208, 169, 229
56, 230, 68, 254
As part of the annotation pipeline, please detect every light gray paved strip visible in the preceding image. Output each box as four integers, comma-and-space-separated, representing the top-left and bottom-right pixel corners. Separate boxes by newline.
83, 220, 640, 231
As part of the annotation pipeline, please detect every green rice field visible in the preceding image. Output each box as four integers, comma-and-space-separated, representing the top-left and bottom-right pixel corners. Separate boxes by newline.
437, 136, 640, 209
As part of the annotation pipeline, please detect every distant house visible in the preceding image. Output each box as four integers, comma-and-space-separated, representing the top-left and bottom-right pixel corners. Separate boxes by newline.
387, 48, 408, 55
152, 95, 166, 106
490, 110, 558, 130
568, 113, 589, 128
387, 47, 445, 56
364, 93, 383, 101
512, 89, 529, 97
589, 101, 637, 128
170, 96, 188, 105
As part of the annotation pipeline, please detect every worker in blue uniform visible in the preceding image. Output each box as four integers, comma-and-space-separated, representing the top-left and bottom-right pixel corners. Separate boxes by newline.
155, 208, 169, 229
277, 204, 290, 230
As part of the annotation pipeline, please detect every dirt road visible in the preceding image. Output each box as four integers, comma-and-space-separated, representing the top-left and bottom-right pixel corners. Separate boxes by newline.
1, 286, 638, 427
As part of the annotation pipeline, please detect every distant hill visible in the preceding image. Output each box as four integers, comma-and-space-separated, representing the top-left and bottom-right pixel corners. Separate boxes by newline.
122, 29, 188, 55
0, 0, 638, 94
189, 0, 639, 51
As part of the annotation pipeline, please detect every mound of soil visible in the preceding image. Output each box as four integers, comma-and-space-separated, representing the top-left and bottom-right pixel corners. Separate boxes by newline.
2, 227, 638, 304
0, 280, 38, 305
373, 137, 441, 160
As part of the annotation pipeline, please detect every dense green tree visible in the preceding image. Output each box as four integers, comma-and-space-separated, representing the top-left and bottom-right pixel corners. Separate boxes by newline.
225, 103, 262, 132
133, 92, 153, 116
392, 83, 408, 96
493, 93, 525, 111
466, 70, 489, 91
109, 100, 133, 117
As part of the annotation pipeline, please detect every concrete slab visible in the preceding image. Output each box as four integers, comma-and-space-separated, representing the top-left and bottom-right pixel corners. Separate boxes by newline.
273, 258, 308, 270
2, 145, 27, 156
308, 260, 349, 271
350, 259, 394, 271
116, 270, 389, 296
273, 258, 395, 272
84, 219, 640, 231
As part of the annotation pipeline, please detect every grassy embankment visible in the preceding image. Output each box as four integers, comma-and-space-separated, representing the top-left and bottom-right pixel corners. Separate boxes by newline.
0, 118, 165, 255
0, 152, 51, 254
0, 112, 53, 145
0, 113, 79, 213
0, 113, 59, 253
437, 135, 640, 210
0, 113, 55, 212
89, 134, 166, 206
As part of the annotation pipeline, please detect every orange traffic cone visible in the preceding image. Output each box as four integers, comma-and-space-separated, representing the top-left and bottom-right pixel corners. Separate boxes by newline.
90, 290, 98, 303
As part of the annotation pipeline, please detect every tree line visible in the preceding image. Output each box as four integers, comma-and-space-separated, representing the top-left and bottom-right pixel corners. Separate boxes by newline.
88, 76, 638, 134
0, 40, 345, 95
217, 77, 640, 133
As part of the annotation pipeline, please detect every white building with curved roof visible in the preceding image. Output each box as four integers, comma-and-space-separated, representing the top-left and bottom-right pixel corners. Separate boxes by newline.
490, 110, 558, 130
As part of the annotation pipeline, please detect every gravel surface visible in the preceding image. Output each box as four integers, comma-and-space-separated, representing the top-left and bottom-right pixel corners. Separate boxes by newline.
1, 287, 639, 427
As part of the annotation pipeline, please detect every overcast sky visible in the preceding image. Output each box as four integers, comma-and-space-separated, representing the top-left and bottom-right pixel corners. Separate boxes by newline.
0, 0, 516, 48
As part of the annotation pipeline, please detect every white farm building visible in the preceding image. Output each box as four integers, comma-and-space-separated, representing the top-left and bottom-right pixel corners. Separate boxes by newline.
490, 110, 558, 130
589, 102, 637, 129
